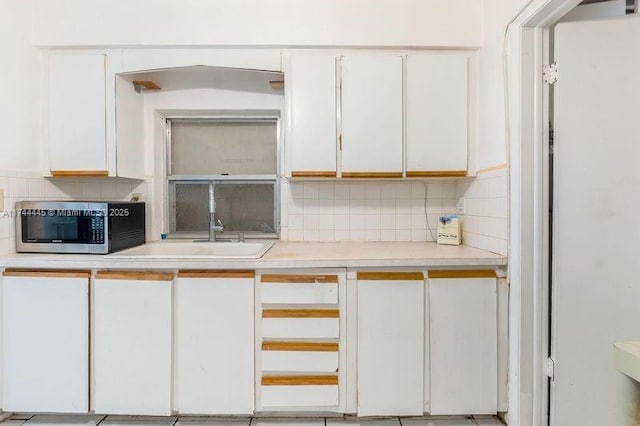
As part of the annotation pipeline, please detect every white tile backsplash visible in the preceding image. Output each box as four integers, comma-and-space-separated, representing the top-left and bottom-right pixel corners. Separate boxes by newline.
456, 166, 509, 255
0, 167, 509, 254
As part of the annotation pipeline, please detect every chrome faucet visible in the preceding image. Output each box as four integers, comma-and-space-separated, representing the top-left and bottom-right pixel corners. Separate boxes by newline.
208, 183, 224, 241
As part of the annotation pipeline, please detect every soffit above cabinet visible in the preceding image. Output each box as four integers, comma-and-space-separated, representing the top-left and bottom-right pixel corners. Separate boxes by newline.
119, 66, 284, 94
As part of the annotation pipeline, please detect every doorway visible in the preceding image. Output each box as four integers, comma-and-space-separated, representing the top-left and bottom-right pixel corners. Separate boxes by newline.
506, 1, 640, 425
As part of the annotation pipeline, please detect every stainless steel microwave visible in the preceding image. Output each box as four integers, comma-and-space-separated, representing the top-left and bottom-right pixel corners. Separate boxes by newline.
15, 201, 145, 254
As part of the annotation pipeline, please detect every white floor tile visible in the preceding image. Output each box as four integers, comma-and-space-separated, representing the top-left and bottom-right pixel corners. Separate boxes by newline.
400, 417, 475, 426
175, 418, 250, 426
101, 416, 176, 426
2, 421, 28, 425
25, 415, 105, 426
327, 418, 401, 426
472, 417, 503, 426
9, 415, 34, 421
252, 419, 324, 426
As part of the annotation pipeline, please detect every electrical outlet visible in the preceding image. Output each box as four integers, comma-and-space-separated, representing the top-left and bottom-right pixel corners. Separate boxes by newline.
456, 196, 465, 214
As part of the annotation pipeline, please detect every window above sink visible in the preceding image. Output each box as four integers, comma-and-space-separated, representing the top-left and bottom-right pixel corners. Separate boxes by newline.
165, 115, 281, 240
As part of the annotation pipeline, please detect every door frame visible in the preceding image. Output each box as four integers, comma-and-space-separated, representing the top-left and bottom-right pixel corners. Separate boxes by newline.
504, 1, 581, 425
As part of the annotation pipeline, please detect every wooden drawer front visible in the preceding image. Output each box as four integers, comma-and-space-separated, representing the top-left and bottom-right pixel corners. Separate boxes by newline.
262, 350, 339, 373
261, 385, 339, 407
262, 318, 339, 339
261, 282, 338, 304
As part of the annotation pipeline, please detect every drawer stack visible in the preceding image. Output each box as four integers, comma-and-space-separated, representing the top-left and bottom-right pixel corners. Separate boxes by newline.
259, 273, 341, 409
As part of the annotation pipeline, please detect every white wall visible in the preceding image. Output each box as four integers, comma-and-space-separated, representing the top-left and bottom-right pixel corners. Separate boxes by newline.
33, 0, 481, 48
477, 0, 530, 170
0, 0, 40, 172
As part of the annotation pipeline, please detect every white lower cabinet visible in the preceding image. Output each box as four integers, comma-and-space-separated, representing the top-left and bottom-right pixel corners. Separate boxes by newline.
357, 272, 425, 416
428, 270, 498, 415
1, 270, 90, 413
175, 270, 254, 415
257, 270, 346, 412
93, 271, 173, 415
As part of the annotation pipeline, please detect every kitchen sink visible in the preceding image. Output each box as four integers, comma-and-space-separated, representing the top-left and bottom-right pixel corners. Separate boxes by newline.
108, 240, 275, 259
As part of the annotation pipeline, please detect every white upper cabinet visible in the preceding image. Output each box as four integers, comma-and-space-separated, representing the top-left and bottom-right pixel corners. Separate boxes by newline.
49, 53, 108, 176
286, 53, 337, 178
406, 54, 468, 177
47, 51, 145, 179
341, 55, 404, 177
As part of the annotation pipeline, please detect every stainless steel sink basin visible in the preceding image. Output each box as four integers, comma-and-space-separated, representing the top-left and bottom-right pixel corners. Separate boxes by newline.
108, 240, 274, 259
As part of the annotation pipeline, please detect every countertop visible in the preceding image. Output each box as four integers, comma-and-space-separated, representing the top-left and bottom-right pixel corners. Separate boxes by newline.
0, 241, 507, 270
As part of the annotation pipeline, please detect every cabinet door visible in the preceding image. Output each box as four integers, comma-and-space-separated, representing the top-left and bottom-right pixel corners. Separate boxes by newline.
175, 271, 254, 415
428, 270, 497, 415
94, 272, 173, 415
406, 54, 468, 177
49, 53, 108, 175
357, 272, 424, 416
341, 55, 403, 177
1, 271, 89, 413
287, 53, 337, 178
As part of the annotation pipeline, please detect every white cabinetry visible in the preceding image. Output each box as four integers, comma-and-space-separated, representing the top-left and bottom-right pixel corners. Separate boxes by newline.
47, 51, 144, 179
357, 272, 424, 416
49, 53, 108, 176
406, 54, 469, 177
286, 53, 337, 178
175, 270, 254, 415
428, 270, 497, 415
341, 55, 404, 177
1, 270, 90, 413
257, 271, 346, 411
94, 271, 173, 415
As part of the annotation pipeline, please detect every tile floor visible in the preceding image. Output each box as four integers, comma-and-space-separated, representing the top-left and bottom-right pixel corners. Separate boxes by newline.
0, 416, 504, 426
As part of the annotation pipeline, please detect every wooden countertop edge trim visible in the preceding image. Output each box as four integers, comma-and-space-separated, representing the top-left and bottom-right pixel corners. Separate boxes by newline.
95, 271, 174, 281
262, 309, 340, 318
50, 170, 109, 177
342, 172, 403, 179
261, 375, 339, 386
428, 270, 497, 279
357, 272, 424, 281
291, 171, 337, 178
262, 341, 339, 352
406, 171, 467, 178
261, 274, 338, 284
2, 269, 91, 278
178, 270, 255, 278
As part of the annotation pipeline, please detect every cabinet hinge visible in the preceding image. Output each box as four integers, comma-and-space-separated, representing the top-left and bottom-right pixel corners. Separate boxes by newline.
543, 62, 558, 85
547, 357, 556, 381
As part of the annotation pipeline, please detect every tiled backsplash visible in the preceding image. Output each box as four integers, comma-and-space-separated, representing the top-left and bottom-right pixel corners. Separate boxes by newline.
280, 181, 458, 243
0, 170, 152, 254
456, 166, 509, 255
0, 168, 509, 256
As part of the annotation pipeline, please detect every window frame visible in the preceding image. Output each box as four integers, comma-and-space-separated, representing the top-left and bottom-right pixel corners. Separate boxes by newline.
163, 113, 281, 240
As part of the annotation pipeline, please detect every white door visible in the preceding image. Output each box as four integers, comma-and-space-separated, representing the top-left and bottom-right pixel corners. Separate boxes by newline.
1, 271, 89, 413
357, 272, 424, 416
93, 272, 173, 415
49, 53, 108, 175
287, 53, 337, 177
341, 55, 403, 177
552, 16, 640, 426
406, 54, 468, 177
175, 271, 254, 414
